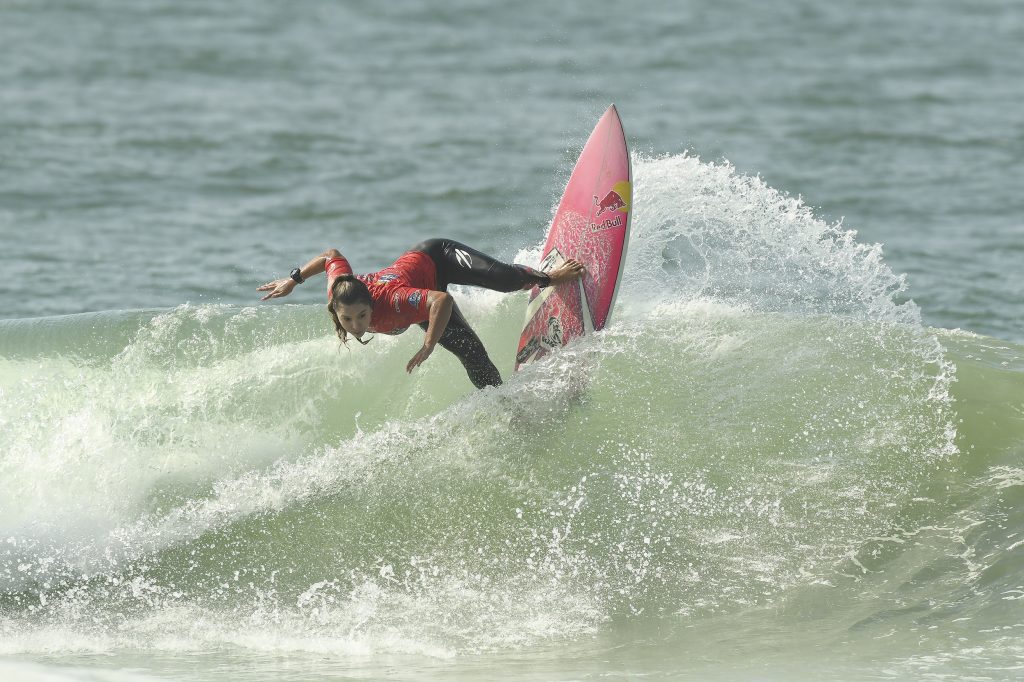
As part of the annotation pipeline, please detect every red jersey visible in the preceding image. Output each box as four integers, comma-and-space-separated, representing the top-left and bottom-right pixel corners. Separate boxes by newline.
325, 251, 437, 334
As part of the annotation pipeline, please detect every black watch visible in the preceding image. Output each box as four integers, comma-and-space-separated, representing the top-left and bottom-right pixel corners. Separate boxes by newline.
289, 268, 304, 284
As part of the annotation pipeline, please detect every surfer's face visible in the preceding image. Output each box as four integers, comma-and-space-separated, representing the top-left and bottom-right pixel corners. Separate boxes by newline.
335, 302, 372, 338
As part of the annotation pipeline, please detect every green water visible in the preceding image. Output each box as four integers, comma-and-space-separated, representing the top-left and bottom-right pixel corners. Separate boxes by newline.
2, 0, 1023, 679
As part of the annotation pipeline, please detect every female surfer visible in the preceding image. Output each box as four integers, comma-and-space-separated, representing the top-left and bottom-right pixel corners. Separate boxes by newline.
258, 238, 584, 388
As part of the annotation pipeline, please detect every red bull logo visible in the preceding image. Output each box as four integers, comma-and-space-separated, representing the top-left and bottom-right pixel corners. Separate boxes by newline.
595, 191, 625, 217
589, 214, 623, 233
593, 180, 631, 217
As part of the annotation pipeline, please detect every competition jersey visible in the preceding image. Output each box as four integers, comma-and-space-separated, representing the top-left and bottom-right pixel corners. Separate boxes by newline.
325, 251, 437, 334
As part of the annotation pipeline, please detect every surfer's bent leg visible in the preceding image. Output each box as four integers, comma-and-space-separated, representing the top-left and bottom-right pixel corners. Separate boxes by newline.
412, 238, 550, 292
418, 304, 502, 389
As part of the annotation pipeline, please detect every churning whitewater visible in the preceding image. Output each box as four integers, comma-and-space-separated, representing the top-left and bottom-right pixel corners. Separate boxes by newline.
2, 155, 1021, 677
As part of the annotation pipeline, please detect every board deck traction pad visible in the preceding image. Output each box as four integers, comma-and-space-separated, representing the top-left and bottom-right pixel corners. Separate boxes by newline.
515, 105, 632, 370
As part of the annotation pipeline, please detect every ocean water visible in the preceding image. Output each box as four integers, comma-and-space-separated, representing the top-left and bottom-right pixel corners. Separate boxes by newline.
2, 0, 1022, 680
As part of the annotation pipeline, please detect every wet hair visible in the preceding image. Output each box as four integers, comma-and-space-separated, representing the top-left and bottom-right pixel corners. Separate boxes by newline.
327, 275, 374, 345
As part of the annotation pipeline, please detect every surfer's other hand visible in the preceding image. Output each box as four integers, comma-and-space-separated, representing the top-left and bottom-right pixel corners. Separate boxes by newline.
406, 344, 435, 373
258, 278, 296, 300
548, 259, 585, 285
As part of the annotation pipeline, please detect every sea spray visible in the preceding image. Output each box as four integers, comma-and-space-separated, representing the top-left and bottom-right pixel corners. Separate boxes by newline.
1, 154, 970, 658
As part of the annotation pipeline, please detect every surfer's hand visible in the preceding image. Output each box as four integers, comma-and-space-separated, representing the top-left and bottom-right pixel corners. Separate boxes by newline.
258, 278, 296, 300
406, 344, 434, 373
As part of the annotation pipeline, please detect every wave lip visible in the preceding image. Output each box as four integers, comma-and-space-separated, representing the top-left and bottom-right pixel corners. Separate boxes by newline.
5, 153, 1019, 670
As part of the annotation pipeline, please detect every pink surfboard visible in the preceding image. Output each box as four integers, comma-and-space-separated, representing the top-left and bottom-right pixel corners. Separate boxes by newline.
515, 105, 632, 371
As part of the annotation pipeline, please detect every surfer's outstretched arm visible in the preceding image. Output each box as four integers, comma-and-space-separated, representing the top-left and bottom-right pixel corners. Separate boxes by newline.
406, 290, 453, 373
258, 248, 345, 300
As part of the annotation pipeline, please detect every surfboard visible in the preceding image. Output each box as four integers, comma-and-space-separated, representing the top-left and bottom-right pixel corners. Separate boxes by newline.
515, 104, 631, 371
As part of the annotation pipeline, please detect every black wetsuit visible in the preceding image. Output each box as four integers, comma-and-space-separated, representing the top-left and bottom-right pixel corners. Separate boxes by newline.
411, 238, 549, 388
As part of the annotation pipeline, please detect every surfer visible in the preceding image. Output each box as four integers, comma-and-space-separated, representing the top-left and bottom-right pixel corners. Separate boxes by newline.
258, 238, 584, 388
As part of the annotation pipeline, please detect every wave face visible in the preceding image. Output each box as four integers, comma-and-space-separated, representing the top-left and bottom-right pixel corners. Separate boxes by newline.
2, 155, 1021, 677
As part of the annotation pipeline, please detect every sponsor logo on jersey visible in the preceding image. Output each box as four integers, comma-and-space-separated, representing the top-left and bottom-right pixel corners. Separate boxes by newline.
407, 290, 422, 308
393, 292, 402, 312
379, 273, 399, 283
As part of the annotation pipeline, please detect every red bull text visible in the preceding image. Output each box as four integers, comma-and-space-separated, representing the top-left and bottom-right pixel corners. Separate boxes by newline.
589, 214, 623, 233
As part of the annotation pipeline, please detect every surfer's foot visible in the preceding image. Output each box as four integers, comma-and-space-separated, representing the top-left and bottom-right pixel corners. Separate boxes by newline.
548, 259, 585, 285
